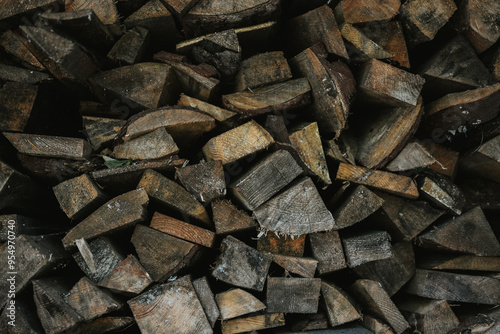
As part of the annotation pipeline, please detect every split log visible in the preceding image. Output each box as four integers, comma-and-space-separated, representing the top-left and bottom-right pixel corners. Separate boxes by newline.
0, 82, 38, 133
361, 315, 395, 334
221, 313, 285, 334
234, 21, 278, 51
137, 169, 211, 225
107, 27, 149, 65
98, 254, 152, 295
76, 317, 135, 334
176, 160, 226, 203
65, 0, 120, 26
257, 233, 306, 257
460, 134, 500, 183
128, 275, 212, 334
0, 0, 59, 21
448, 314, 496, 334
398, 297, 459, 334
459, 0, 500, 54
192, 277, 219, 328
309, 230, 347, 275
0, 30, 45, 71
271, 254, 318, 278
342, 231, 392, 268
0, 64, 51, 85
459, 177, 500, 211
338, 23, 392, 62
211, 199, 257, 235
216, 288, 266, 320
321, 281, 361, 327
417, 206, 500, 256
0, 214, 59, 241
212, 235, 272, 291
266, 277, 321, 313
289, 313, 329, 332
334, 0, 400, 24
350, 279, 410, 334
82, 116, 127, 152
419, 254, 500, 272
428, 143, 459, 178
112, 127, 179, 160
483, 42, 500, 81
336, 162, 419, 199
161, 0, 200, 19
178, 94, 237, 123
385, 142, 436, 172
416, 171, 466, 215
264, 114, 290, 143
235, 51, 292, 91
0, 293, 44, 333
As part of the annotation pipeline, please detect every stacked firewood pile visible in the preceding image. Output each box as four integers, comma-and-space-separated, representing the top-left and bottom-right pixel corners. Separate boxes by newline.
1, 0, 500, 333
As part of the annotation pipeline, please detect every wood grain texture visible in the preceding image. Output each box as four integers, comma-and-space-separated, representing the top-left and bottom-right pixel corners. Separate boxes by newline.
257, 232, 306, 257
0, 63, 51, 86
0, 30, 46, 71
235, 51, 292, 91
0, 0, 58, 20
216, 288, 266, 320
428, 144, 459, 178
321, 281, 361, 327
334, 0, 400, 24
176, 160, 226, 203
221, 313, 285, 334
417, 172, 466, 215
339, 23, 392, 61
192, 277, 219, 328
333, 185, 384, 230
98, 254, 152, 295
398, 297, 459, 334
271, 254, 318, 278
75, 317, 135, 334
178, 94, 237, 123
0, 214, 57, 242
212, 199, 257, 234
419, 254, 500, 272
66, 0, 119, 25
343, 231, 392, 268
361, 21, 410, 68
112, 127, 179, 160
460, 177, 500, 211
309, 230, 347, 275
107, 26, 149, 65
385, 142, 436, 172
460, 134, 500, 183
361, 315, 395, 334
460, 0, 500, 53
82, 116, 126, 152
0, 82, 38, 133
266, 277, 321, 313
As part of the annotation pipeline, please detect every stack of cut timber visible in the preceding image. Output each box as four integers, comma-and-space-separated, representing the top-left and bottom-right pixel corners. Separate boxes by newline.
1, 0, 500, 333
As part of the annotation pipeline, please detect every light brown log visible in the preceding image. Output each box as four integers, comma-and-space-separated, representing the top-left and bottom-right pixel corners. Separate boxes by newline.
235, 51, 292, 91
321, 281, 361, 327
271, 254, 318, 278
221, 313, 285, 334
334, 0, 400, 24
257, 233, 306, 257
459, 0, 500, 54
339, 23, 393, 61
267, 277, 321, 314
82, 116, 126, 152
176, 160, 226, 203
385, 142, 436, 172
398, 297, 459, 334
107, 26, 149, 65
192, 277, 219, 328
216, 288, 266, 320
98, 254, 152, 295
0, 82, 38, 133
309, 230, 347, 275
212, 199, 257, 235
66, 0, 119, 26
460, 134, 500, 183
178, 94, 237, 123
112, 127, 179, 160
75, 317, 135, 334
342, 231, 392, 268
417, 172, 466, 215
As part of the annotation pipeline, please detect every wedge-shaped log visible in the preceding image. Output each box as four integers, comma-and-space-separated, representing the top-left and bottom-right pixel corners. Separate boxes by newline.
419, 254, 500, 272
333, 185, 384, 230
271, 254, 318, 278
0, 293, 44, 333
98, 254, 152, 295
212, 199, 257, 235
65, 0, 119, 26
178, 94, 237, 123
334, 0, 400, 24
459, 0, 500, 54
322, 281, 361, 327
112, 127, 179, 160
257, 233, 306, 257
0, 214, 59, 241
0, 82, 38, 132
398, 297, 459, 334
417, 172, 466, 215
267, 277, 321, 313
176, 160, 226, 203
339, 23, 392, 62
62, 189, 149, 249
0, 30, 45, 70
221, 313, 285, 334
76, 317, 135, 334
216, 288, 266, 320
429, 144, 459, 178
309, 230, 347, 275
448, 314, 495, 334
460, 134, 500, 183
107, 26, 149, 65
343, 231, 392, 268
361, 315, 395, 334
0, 63, 51, 84
193, 277, 219, 328
385, 142, 436, 172
82, 116, 127, 152
0, 0, 58, 20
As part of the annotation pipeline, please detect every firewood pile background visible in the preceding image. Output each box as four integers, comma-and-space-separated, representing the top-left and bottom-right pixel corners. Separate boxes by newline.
1, 0, 500, 333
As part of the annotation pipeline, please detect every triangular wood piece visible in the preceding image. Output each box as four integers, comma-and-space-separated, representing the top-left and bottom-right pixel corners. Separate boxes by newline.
192, 277, 220, 328
460, 0, 500, 53
321, 281, 361, 327
398, 297, 459, 334
212, 199, 257, 235
0, 82, 39, 133
339, 23, 393, 61
334, 0, 400, 24
0, 30, 45, 70
310, 230, 347, 275
82, 116, 127, 152
361, 315, 394, 334
333, 185, 384, 230
112, 127, 179, 160
65, 0, 119, 25
98, 254, 153, 295
271, 254, 318, 278
343, 231, 392, 268
178, 94, 237, 123
417, 172, 466, 215
419, 254, 500, 272
176, 160, 226, 203
460, 133, 500, 183
385, 142, 436, 172
107, 26, 150, 66
266, 277, 321, 314
216, 288, 266, 320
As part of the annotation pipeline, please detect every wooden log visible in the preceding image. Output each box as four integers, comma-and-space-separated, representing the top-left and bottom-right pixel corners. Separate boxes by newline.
75, 317, 135, 334
350, 279, 410, 334
428, 143, 459, 178
178, 94, 237, 123
131, 224, 201, 282
0, 0, 58, 21
65, 0, 119, 26
0, 30, 45, 71
266, 277, 321, 313
286, 5, 348, 59
192, 277, 219, 328
0, 293, 45, 333
202, 120, 274, 165
400, 0, 457, 47
419, 254, 500, 272
3, 132, 92, 160
0, 82, 38, 133
334, 0, 400, 24
289, 313, 329, 332
176, 160, 226, 203
235, 51, 292, 91
221, 313, 285, 334
398, 297, 459, 334
283, 325, 374, 334
0, 64, 52, 85
128, 275, 212, 334
212, 235, 272, 291
82, 116, 127, 152
112, 127, 179, 160
324, 135, 357, 165
160, 0, 200, 19
234, 21, 278, 51
336, 162, 419, 199
338, 23, 393, 62
332, 185, 384, 230
448, 314, 496, 334
459, 0, 500, 54
0, 214, 59, 242
257, 232, 306, 257
352, 242, 415, 296
216, 288, 266, 320
137, 169, 211, 226
385, 142, 436, 172
107, 26, 149, 65
460, 134, 500, 183
271, 254, 318, 278
309, 230, 347, 275
98, 254, 152, 295
483, 42, 500, 82
404, 269, 500, 305
212, 199, 257, 235
253, 177, 335, 235
342, 231, 392, 268
485, 308, 500, 334
459, 177, 500, 211
52, 174, 107, 220
321, 281, 361, 327
416, 172, 466, 215
361, 315, 395, 334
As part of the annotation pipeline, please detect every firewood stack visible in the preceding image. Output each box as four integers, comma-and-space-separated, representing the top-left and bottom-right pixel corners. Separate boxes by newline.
1, 0, 500, 333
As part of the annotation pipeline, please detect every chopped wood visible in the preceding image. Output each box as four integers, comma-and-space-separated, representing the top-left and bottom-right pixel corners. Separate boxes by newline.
211, 199, 257, 235
178, 94, 237, 123
342, 231, 392, 268
483, 42, 500, 81
339, 23, 393, 62
0, 82, 38, 133
98, 254, 153, 295
192, 277, 220, 328
266, 277, 322, 313
235, 51, 292, 91
460, 134, 500, 183
459, 177, 500, 211
221, 313, 285, 334
0, 30, 46, 71
398, 297, 459, 334
334, 0, 400, 24
321, 281, 361, 327
234, 21, 278, 50
459, 0, 500, 54
107, 26, 150, 65
0, 294, 44, 333
176, 160, 226, 203
65, 0, 119, 26
112, 127, 179, 160
1, 1, 57, 20
76, 317, 135, 334
0, 64, 51, 85
416, 172, 466, 215
428, 143, 460, 178
309, 230, 347, 275
385, 142, 436, 172
82, 116, 127, 152
0, 214, 58, 241
449, 314, 496, 334
257, 232, 306, 257
264, 114, 291, 143
419, 254, 500, 272
361, 315, 395, 334
271, 254, 318, 278
128, 275, 212, 334
336, 162, 420, 199
289, 313, 329, 332
216, 288, 266, 320
212, 235, 272, 291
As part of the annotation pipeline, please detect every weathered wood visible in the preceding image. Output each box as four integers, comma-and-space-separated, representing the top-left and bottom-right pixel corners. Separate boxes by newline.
334, 0, 400, 24
178, 94, 237, 123
216, 288, 266, 320
405, 269, 500, 305
257, 233, 306, 257
112, 127, 179, 160
400, 0, 457, 47
131, 224, 201, 282
0, 293, 45, 333
0, 30, 45, 71
160, 0, 199, 19
254, 177, 335, 235
212, 235, 272, 291
352, 242, 415, 296
361, 315, 395, 334
309, 230, 347, 275
235, 51, 292, 91
192, 277, 219, 328
98, 254, 152, 295
0, 0, 58, 21
212, 199, 257, 235
460, 134, 500, 183
271, 254, 318, 278
417, 172, 466, 215
448, 314, 496, 334
286, 5, 348, 59
62, 189, 149, 249
137, 169, 211, 226
332, 185, 384, 230
459, 0, 500, 54
75, 317, 135, 334
202, 120, 274, 164
4, 133, 92, 160
0, 64, 51, 85
289, 313, 329, 332
336, 162, 419, 199
339, 23, 393, 62
176, 160, 226, 203
150, 212, 215, 248
234, 21, 278, 50
128, 275, 212, 334
53, 174, 107, 220
342, 231, 392, 268
0, 214, 59, 242
264, 114, 290, 143
351, 279, 410, 334
398, 297, 459, 334
428, 143, 459, 178
82, 116, 126, 152
321, 281, 361, 327
459, 177, 500, 211
0, 82, 38, 133
417, 206, 500, 256
385, 142, 436, 172
419, 254, 500, 272
267, 277, 321, 313
221, 313, 285, 334
66, 0, 119, 26
107, 26, 149, 65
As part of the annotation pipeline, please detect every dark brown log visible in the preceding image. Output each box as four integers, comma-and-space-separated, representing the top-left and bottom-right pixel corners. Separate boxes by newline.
257, 232, 306, 257
107, 27, 149, 65
458, 0, 500, 54
483, 42, 500, 81
460, 134, 500, 183
448, 314, 496, 334
398, 297, 459, 334
289, 313, 329, 332
221, 313, 285, 334
266, 277, 321, 314
0, 64, 51, 85
161, 0, 200, 19
0, 214, 59, 242
459, 177, 500, 211
264, 114, 290, 143
0, 30, 46, 71
192, 277, 219, 328
419, 254, 500, 272
416, 172, 466, 215
309, 230, 347, 275
334, 0, 400, 24
112, 127, 179, 160
342, 231, 392, 268
98, 254, 152, 295
0, 293, 45, 333
428, 143, 459, 179
75, 317, 135, 334
178, 94, 238, 123
321, 281, 361, 327
338, 23, 392, 62
65, 0, 120, 26
235, 51, 292, 91
176, 160, 226, 203
385, 142, 436, 172
216, 288, 265, 320
212, 199, 257, 235
212, 235, 272, 291
0, 82, 38, 133
270, 254, 318, 278
0, 0, 58, 21
82, 116, 127, 152
361, 315, 395, 334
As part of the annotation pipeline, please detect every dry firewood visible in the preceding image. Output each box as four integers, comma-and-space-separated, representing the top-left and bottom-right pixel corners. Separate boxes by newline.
289, 313, 329, 332
75, 317, 135, 334
234, 51, 292, 92
62, 188, 149, 249
192, 277, 220, 328
352, 242, 415, 296
0, 30, 45, 71
65, 0, 119, 26
416, 171, 466, 215
222, 78, 311, 117
309, 230, 347, 275
334, 0, 400, 24
202, 120, 274, 164
128, 275, 212, 334
0, 82, 38, 133
0, 214, 59, 241
211, 199, 257, 235
0, 293, 44, 333
182, 0, 281, 37
52, 174, 107, 220
417, 206, 500, 256
234, 21, 278, 50
216, 288, 265, 320
342, 231, 392, 268
82, 116, 127, 152
257, 233, 306, 257
178, 94, 238, 123
229, 150, 302, 211
212, 235, 272, 291
419, 254, 500, 272
321, 281, 361, 327
131, 224, 201, 282
271, 254, 318, 278
97, 254, 152, 295
338, 23, 393, 62
0, 0, 58, 21
398, 297, 459, 334
89, 62, 180, 112
107, 27, 149, 65
483, 42, 500, 81
254, 177, 335, 235
150, 212, 215, 248
137, 169, 211, 226
405, 269, 500, 305
332, 185, 384, 230
65, 277, 123, 321
112, 127, 179, 160
449, 314, 496, 334
176, 160, 226, 203
460, 134, 500, 183
458, 0, 500, 54
0, 64, 51, 84
400, 0, 457, 47
286, 5, 348, 59
161, 0, 200, 19
361, 315, 395, 334
266, 277, 321, 314
385, 141, 436, 172
459, 177, 500, 211
221, 313, 285, 334
336, 162, 419, 199
351, 279, 410, 334
427, 143, 459, 178
264, 114, 290, 143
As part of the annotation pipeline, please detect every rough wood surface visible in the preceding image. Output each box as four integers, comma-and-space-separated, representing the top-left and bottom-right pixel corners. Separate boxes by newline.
385, 142, 436, 172
221, 313, 285, 334
107, 26, 149, 65
361, 315, 395, 334
271, 254, 318, 278
212, 199, 257, 235
216, 288, 266, 320
235, 51, 292, 91
459, 0, 500, 54
321, 281, 361, 327
0, 0, 58, 20
0, 64, 50, 85
419, 254, 500, 272
460, 134, 500, 183
178, 94, 237, 123
0, 82, 38, 133
0, 214, 57, 241
266, 277, 322, 314
334, 0, 400, 24
98, 254, 153, 295
398, 297, 459, 334
82, 116, 127, 152
176, 160, 226, 203
428, 144, 459, 179
459, 177, 500, 211
342, 231, 392, 268
257, 233, 306, 257
339, 23, 392, 62
0, 30, 46, 71
309, 230, 347, 275
289, 313, 329, 332
361, 21, 410, 68
417, 172, 466, 215
112, 127, 179, 160
65, 0, 119, 26
448, 314, 496, 334
76, 317, 135, 334
161, 0, 200, 19
192, 277, 219, 328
